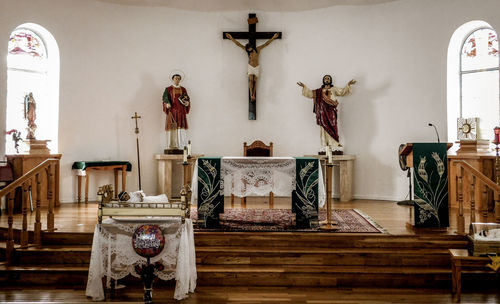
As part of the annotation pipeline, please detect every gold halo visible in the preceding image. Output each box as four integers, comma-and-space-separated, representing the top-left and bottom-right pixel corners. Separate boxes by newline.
169, 69, 186, 82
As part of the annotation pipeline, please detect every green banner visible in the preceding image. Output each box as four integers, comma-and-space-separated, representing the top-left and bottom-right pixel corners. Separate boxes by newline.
292, 157, 319, 228
412, 143, 449, 228
197, 157, 224, 228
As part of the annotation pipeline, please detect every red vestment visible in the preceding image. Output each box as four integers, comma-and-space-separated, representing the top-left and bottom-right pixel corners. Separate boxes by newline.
162, 85, 190, 131
313, 88, 338, 142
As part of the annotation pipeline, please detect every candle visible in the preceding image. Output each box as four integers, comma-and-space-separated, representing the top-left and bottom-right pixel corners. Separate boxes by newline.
327, 147, 333, 164
183, 146, 188, 163
187, 140, 192, 157
494, 127, 500, 144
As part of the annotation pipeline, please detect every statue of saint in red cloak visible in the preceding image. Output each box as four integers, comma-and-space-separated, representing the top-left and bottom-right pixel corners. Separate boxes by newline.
162, 74, 190, 150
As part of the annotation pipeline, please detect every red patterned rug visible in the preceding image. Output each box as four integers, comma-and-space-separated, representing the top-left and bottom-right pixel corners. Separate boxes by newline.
191, 208, 385, 233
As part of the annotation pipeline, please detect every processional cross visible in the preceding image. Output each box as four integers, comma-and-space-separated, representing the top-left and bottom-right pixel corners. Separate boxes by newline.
131, 112, 142, 190
223, 13, 282, 120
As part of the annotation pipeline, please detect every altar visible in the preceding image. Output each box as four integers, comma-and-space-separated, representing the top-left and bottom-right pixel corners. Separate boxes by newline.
191, 157, 325, 228
85, 218, 196, 301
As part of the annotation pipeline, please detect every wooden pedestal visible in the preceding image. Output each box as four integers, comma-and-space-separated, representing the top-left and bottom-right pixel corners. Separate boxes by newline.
6, 154, 61, 212
307, 154, 355, 202
155, 154, 201, 199
448, 152, 495, 214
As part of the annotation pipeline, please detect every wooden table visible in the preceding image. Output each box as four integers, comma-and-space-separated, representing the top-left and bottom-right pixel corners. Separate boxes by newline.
307, 154, 355, 202
449, 249, 493, 300
72, 161, 131, 203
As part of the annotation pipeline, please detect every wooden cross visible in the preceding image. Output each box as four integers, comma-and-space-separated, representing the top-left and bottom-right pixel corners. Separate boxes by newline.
131, 112, 141, 134
223, 13, 282, 120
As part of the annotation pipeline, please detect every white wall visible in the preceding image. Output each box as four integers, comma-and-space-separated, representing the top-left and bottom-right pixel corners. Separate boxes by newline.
1, 0, 499, 202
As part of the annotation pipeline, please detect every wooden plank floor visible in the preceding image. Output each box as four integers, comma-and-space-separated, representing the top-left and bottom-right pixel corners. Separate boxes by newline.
0, 197, 485, 235
0, 286, 499, 303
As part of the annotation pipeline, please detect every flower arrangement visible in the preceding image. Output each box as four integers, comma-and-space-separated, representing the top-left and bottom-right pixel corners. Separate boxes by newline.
5, 129, 22, 153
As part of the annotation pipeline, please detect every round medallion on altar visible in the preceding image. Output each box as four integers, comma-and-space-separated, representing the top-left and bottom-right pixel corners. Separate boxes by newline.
132, 225, 165, 258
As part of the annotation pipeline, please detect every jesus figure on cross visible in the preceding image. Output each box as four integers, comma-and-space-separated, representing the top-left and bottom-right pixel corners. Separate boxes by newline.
225, 32, 279, 103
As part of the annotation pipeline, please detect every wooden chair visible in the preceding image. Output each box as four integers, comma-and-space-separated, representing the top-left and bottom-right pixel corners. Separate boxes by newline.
244, 140, 273, 157
231, 140, 274, 209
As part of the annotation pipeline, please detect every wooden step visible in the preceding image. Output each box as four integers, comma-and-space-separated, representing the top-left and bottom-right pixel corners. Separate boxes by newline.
196, 264, 451, 288
0, 263, 452, 289
42, 232, 93, 246
2, 229, 469, 249
14, 246, 91, 265
194, 232, 469, 249
196, 246, 451, 267
0, 264, 89, 286
12, 245, 452, 268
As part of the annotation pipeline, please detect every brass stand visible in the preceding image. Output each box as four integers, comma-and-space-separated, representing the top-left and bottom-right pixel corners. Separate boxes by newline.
182, 158, 193, 219
320, 163, 338, 230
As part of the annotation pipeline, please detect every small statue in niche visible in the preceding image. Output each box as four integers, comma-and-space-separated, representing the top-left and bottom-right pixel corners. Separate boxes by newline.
24, 92, 37, 140
162, 73, 190, 152
297, 75, 356, 153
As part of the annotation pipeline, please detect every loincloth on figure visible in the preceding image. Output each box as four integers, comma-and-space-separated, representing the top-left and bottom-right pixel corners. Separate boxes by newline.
247, 64, 260, 77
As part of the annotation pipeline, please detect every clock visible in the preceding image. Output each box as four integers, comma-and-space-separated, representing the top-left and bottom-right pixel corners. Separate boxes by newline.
457, 117, 478, 139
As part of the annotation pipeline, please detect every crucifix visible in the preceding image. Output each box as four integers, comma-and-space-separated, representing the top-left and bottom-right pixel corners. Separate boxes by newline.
131, 112, 142, 190
223, 13, 282, 120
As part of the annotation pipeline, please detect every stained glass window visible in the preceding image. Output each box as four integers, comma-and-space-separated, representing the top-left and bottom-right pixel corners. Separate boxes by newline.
8, 29, 47, 72
460, 28, 499, 139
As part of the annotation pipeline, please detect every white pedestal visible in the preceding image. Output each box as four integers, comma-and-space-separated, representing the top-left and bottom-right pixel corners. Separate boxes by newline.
306, 154, 355, 202
155, 154, 201, 199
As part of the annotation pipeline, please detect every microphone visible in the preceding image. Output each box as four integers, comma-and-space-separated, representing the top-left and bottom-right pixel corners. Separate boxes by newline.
428, 123, 440, 143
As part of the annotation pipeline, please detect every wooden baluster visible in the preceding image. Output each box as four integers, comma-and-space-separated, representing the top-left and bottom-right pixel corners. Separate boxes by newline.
481, 184, 488, 222
470, 175, 476, 225
46, 164, 54, 231
34, 173, 42, 247
496, 192, 500, 222
6, 192, 14, 265
21, 183, 29, 247
457, 166, 465, 235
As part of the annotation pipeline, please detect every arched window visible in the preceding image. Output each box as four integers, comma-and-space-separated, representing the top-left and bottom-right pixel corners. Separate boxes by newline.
5, 24, 59, 154
448, 21, 499, 142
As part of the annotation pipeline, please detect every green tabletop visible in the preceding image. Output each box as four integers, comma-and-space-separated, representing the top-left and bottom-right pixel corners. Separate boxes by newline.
72, 161, 132, 171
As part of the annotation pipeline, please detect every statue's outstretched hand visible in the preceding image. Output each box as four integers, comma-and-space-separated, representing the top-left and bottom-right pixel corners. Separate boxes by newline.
225, 33, 232, 39
297, 82, 305, 87
273, 33, 279, 39
348, 79, 357, 86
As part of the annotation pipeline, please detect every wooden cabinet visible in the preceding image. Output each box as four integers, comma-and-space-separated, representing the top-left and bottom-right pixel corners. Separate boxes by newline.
6, 154, 61, 212
448, 152, 495, 212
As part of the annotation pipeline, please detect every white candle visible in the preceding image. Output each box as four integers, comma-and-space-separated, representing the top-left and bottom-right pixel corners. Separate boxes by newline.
183, 147, 188, 163
187, 140, 192, 157
327, 147, 333, 164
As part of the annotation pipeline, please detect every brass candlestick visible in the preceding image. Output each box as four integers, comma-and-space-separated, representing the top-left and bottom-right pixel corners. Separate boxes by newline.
320, 157, 338, 230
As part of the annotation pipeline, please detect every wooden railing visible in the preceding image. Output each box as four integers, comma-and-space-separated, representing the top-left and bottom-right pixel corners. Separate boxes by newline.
452, 160, 500, 235
0, 158, 59, 264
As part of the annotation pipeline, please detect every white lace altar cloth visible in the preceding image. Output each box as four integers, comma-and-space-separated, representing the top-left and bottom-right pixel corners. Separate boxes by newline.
85, 218, 196, 301
191, 157, 325, 207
